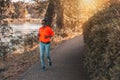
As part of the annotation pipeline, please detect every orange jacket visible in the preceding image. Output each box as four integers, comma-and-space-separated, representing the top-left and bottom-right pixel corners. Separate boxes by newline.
38, 26, 54, 42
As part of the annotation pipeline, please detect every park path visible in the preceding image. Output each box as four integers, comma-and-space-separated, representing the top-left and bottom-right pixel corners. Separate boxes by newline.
19, 36, 90, 80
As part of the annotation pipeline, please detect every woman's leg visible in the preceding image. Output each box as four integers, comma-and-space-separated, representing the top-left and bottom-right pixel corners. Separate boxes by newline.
39, 42, 45, 69
45, 43, 52, 66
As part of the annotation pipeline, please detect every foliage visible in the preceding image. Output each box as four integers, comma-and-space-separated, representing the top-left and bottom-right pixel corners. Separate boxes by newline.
83, 2, 120, 80
12, 1, 27, 18
27, 1, 48, 18
0, 0, 15, 20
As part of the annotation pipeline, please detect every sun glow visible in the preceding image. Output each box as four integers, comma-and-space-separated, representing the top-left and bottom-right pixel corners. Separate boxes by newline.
78, 0, 110, 23
84, 0, 93, 4
80, 0, 96, 10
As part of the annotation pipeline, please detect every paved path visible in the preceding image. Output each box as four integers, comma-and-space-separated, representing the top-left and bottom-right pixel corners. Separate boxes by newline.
19, 36, 90, 80
0, 78, 3, 80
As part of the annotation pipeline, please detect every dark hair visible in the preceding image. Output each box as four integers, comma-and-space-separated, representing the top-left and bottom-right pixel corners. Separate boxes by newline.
42, 19, 47, 23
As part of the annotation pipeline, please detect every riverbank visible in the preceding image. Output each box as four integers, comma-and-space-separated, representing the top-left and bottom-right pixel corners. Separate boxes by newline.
3, 18, 42, 24
0, 44, 39, 80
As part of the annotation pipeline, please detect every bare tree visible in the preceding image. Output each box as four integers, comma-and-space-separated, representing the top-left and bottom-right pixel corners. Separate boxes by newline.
13, 1, 27, 18
30, 0, 48, 18
45, 0, 63, 28
0, 0, 10, 20
44, 0, 55, 26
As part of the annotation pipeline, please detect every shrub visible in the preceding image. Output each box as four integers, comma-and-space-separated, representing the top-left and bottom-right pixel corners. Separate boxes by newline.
82, 3, 120, 80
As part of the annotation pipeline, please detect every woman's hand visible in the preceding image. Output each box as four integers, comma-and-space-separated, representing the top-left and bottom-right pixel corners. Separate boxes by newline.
44, 35, 52, 39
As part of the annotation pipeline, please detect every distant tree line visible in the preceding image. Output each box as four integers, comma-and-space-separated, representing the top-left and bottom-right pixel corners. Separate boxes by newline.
0, 0, 13, 20
0, 0, 83, 28
1, 0, 118, 26
0, 0, 48, 20
0, 0, 62, 27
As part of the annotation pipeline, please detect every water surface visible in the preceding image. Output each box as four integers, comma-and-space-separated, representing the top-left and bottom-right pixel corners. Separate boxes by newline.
10, 23, 41, 34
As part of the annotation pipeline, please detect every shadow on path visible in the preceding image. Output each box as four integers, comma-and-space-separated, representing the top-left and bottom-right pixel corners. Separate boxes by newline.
19, 36, 90, 80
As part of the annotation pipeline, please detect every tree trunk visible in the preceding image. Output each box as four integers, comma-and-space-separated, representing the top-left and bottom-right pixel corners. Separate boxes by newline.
55, 0, 63, 28
45, 0, 63, 28
45, 0, 55, 26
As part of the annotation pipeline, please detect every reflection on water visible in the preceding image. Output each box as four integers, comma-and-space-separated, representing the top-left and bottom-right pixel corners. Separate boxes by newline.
10, 22, 41, 34
0, 22, 41, 55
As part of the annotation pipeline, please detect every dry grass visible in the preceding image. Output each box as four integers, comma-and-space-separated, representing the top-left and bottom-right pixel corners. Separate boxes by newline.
0, 45, 39, 80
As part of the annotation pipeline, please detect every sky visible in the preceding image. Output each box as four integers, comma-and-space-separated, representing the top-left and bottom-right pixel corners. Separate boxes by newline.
11, 0, 34, 3
11, 0, 47, 2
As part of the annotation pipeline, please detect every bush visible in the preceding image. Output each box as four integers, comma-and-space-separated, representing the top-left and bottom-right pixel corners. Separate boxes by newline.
82, 3, 120, 80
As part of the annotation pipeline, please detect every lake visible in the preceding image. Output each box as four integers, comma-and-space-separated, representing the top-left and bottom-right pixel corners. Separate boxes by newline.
0, 23, 41, 42
0, 23, 41, 54
10, 23, 41, 34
